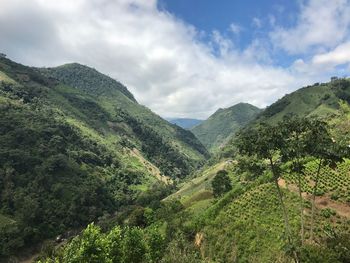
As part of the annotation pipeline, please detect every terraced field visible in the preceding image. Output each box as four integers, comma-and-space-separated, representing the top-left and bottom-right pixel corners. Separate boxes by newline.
201, 183, 300, 262
282, 159, 350, 202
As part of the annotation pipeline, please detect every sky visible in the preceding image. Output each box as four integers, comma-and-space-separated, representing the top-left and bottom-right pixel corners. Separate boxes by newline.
0, 0, 350, 119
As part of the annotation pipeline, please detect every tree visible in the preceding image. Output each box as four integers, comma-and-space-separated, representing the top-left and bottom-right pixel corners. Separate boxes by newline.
280, 116, 311, 245
62, 223, 110, 263
305, 119, 346, 240
106, 226, 123, 263
146, 226, 166, 263
236, 123, 299, 263
211, 170, 232, 197
122, 227, 147, 263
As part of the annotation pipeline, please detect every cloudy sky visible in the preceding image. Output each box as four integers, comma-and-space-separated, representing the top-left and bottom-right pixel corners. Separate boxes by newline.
1, 0, 349, 118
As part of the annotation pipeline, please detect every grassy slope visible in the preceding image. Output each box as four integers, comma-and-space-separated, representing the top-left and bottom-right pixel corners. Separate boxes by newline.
191, 103, 261, 152
255, 80, 350, 124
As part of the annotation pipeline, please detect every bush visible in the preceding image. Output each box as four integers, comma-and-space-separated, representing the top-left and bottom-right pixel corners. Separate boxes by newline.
212, 170, 232, 197
320, 208, 336, 218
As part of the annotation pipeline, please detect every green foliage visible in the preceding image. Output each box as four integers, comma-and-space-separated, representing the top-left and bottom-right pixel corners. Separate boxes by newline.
320, 208, 337, 219
63, 223, 110, 263
211, 170, 232, 197
235, 155, 266, 180
299, 244, 340, 263
122, 227, 147, 263
40, 63, 136, 102
325, 232, 350, 262
39, 223, 167, 263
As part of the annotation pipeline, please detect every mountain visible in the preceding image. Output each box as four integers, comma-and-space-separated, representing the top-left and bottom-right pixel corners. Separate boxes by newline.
167, 118, 203, 129
0, 56, 209, 258
191, 103, 261, 152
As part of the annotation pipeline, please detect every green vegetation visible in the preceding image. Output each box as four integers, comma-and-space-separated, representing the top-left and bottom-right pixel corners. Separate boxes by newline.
211, 170, 232, 197
36, 83, 350, 262
2, 54, 350, 263
37, 223, 164, 263
191, 103, 261, 152
255, 79, 350, 124
0, 56, 208, 260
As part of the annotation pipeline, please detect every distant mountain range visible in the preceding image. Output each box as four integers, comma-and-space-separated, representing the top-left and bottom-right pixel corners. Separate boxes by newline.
167, 118, 203, 129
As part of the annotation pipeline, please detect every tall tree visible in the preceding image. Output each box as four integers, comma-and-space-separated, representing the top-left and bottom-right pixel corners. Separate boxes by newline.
306, 119, 346, 241
236, 123, 299, 263
280, 116, 311, 245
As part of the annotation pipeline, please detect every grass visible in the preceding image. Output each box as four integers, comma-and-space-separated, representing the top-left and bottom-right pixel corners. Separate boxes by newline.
166, 161, 227, 202
0, 71, 17, 84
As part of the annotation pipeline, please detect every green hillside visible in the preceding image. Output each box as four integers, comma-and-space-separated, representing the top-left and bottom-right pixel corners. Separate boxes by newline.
0, 56, 208, 259
191, 103, 261, 152
256, 79, 350, 123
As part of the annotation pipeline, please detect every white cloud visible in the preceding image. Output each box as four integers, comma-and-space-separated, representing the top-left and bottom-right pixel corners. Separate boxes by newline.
270, 0, 350, 54
252, 17, 262, 28
312, 41, 350, 66
229, 23, 243, 35
0, 0, 345, 119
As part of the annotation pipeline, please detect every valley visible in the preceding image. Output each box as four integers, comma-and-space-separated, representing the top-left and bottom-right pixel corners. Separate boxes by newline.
0, 56, 349, 263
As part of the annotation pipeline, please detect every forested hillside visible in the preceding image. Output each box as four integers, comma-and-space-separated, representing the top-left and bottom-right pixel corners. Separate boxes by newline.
191, 103, 261, 152
0, 56, 208, 260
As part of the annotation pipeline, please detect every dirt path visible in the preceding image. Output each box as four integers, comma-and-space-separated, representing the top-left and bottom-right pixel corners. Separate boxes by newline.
278, 179, 350, 219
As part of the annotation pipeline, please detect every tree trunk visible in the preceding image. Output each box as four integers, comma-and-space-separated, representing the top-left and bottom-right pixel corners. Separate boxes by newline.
310, 158, 322, 241
297, 172, 304, 245
269, 158, 299, 263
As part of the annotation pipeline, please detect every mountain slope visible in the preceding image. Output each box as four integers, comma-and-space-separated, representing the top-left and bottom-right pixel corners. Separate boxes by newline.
191, 103, 261, 152
0, 56, 208, 258
160, 102, 350, 262
167, 118, 203, 129
40, 63, 209, 177
255, 79, 350, 124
